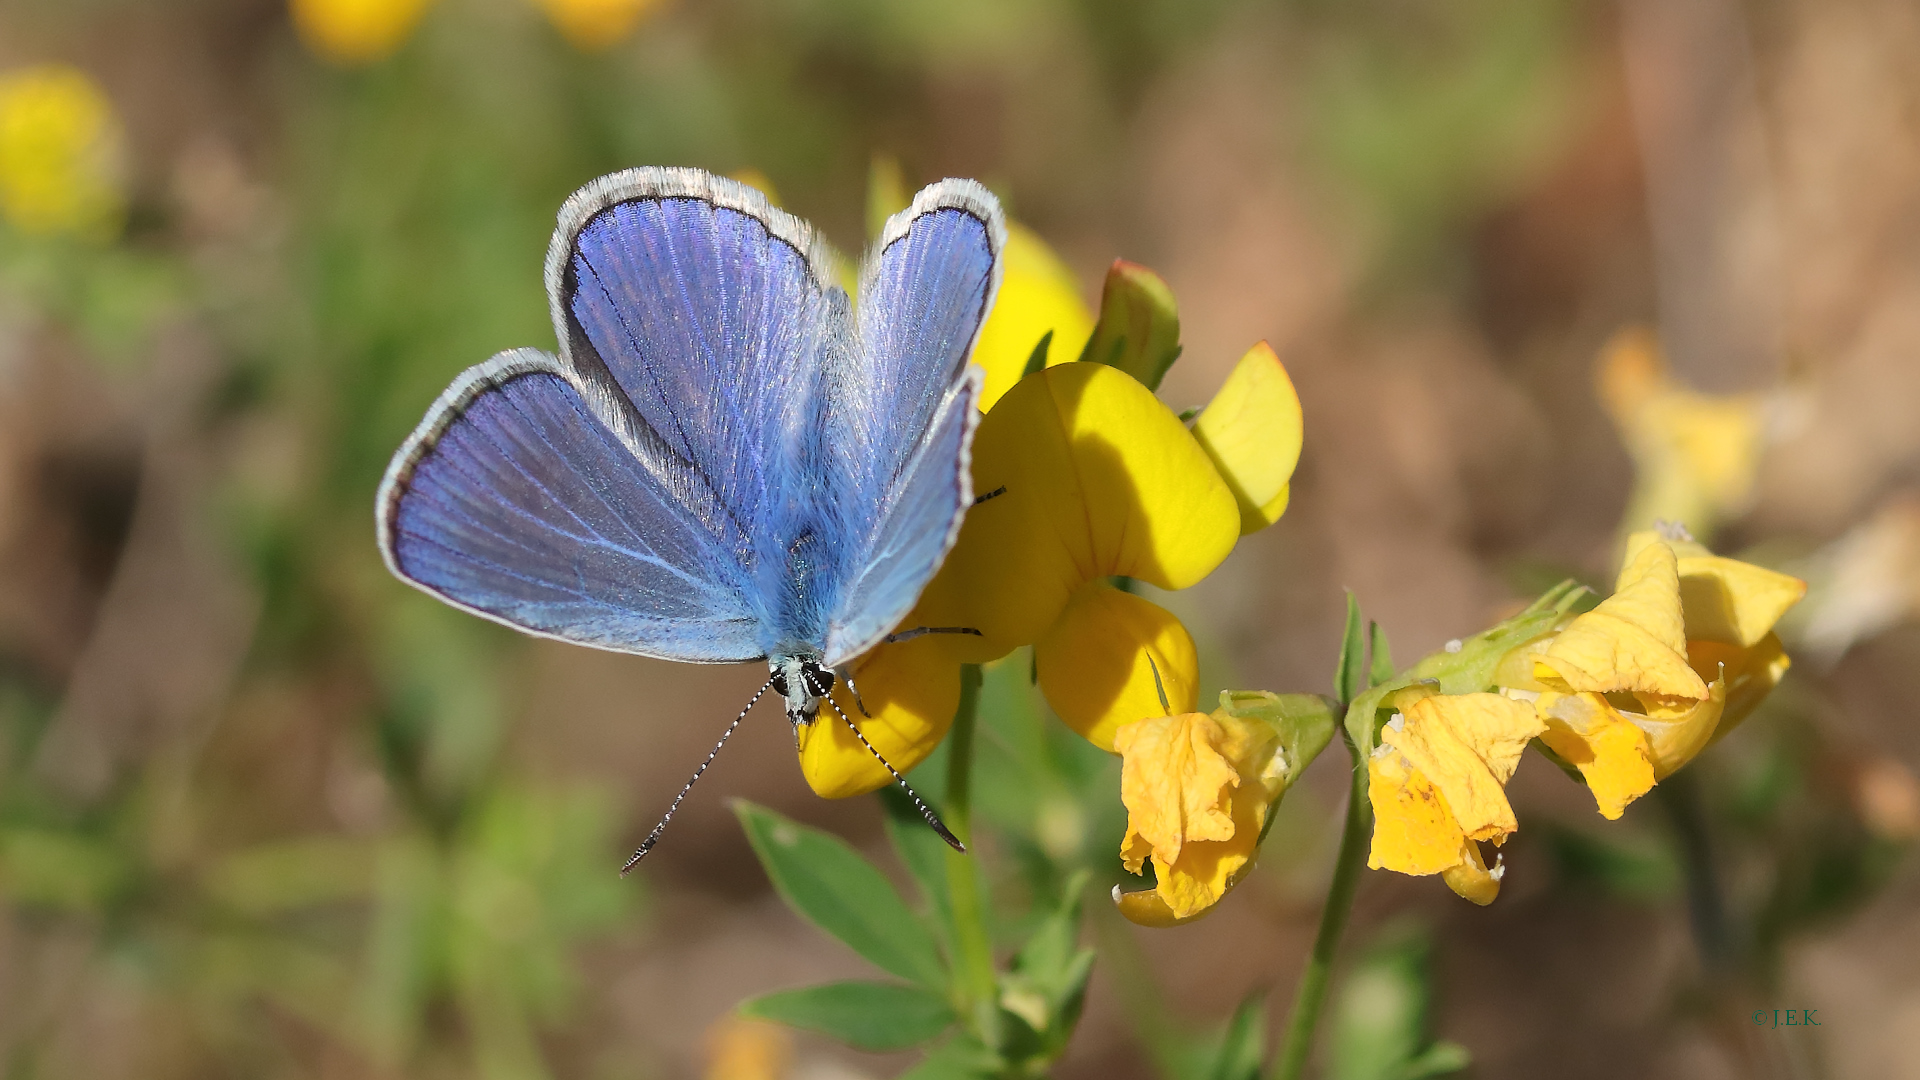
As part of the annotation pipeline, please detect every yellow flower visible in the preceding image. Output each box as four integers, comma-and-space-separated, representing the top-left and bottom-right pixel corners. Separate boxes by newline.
531, 0, 664, 51
794, 634, 961, 799
1112, 691, 1333, 925
1367, 693, 1545, 905
915, 361, 1239, 747
970, 224, 1096, 411
1191, 341, 1304, 534
0, 65, 125, 238
1509, 529, 1803, 819
290, 0, 437, 65
1597, 326, 1764, 540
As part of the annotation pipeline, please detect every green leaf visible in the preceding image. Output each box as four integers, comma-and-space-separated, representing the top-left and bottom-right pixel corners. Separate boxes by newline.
1368, 620, 1395, 688
998, 873, 1095, 1059
1334, 591, 1365, 705
1330, 925, 1468, 1080
1206, 990, 1268, 1080
740, 981, 955, 1051
1077, 260, 1181, 390
899, 1034, 1004, 1080
880, 785, 953, 932
1021, 329, 1054, 378
734, 801, 945, 988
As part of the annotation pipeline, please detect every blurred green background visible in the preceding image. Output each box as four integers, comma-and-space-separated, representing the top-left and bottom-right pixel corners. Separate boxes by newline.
2, 0, 1919, 1077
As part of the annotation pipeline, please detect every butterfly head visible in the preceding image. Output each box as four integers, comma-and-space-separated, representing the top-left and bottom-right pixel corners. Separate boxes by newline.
770, 654, 834, 727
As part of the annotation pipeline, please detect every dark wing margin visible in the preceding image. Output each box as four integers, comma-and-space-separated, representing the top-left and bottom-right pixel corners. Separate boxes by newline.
375, 347, 763, 663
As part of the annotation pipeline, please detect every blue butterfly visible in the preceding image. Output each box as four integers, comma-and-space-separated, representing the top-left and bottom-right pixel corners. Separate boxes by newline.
375, 167, 1004, 867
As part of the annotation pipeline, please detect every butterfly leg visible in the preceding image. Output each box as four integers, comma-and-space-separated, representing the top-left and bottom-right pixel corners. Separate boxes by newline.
884, 626, 983, 644
834, 667, 872, 718
972, 485, 1007, 505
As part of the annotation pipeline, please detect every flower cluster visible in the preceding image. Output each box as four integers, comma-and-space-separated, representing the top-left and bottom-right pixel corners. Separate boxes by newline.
1365, 527, 1805, 904
788, 209, 1310, 924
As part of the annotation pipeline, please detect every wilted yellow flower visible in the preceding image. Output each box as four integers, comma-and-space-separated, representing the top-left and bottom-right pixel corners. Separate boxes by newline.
1367, 693, 1545, 905
531, 0, 664, 51
1113, 690, 1333, 925
970, 224, 1096, 411
0, 65, 125, 238
1597, 326, 1764, 540
1502, 529, 1803, 820
290, 0, 437, 65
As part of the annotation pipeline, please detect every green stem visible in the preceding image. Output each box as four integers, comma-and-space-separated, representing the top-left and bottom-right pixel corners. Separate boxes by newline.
945, 664, 1002, 1048
1272, 727, 1370, 1080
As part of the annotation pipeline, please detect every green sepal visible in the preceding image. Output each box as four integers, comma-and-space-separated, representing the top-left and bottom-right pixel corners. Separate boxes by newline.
1344, 579, 1588, 757
1215, 690, 1337, 830
739, 980, 955, 1051
1334, 591, 1365, 706
1368, 620, 1395, 688
734, 800, 946, 989
1021, 329, 1054, 378
1077, 259, 1181, 390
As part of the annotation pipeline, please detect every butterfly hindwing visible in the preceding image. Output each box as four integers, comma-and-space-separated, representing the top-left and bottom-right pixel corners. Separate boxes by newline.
818, 182, 1004, 665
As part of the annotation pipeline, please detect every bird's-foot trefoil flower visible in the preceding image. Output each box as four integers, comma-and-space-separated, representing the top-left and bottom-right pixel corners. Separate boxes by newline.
1114, 691, 1335, 925
1367, 691, 1544, 905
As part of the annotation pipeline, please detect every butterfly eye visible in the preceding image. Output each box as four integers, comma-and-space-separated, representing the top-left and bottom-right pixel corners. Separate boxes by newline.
769, 670, 790, 697
802, 665, 835, 698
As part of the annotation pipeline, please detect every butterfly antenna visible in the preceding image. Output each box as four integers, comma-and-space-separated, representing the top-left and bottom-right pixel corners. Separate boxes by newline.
823, 694, 965, 853
621, 675, 775, 876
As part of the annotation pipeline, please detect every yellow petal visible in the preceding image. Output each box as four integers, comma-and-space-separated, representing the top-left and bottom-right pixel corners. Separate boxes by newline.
1630, 672, 1726, 779
1693, 634, 1787, 741
1191, 342, 1304, 535
1367, 746, 1470, 876
1537, 538, 1709, 700
1114, 709, 1278, 921
1676, 554, 1806, 648
532, 0, 663, 50
1115, 713, 1238, 871
1440, 841, 1503, 906
917, 362, 1240, 659
795, 635, 961, 799
1036, 585, 1198, 751
290, 0, 436, 64
1535, 691, 1656, 819
971, 224, 1096, 412
1380, 693, 1544, 843
1112, 886, 1198, 927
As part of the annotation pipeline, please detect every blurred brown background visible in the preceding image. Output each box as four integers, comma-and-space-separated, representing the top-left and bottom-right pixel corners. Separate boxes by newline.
1, 0, 1918, 1077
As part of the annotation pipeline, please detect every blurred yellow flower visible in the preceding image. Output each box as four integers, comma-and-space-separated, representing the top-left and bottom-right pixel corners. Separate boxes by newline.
1504, 530, 1803, 820
1191, 341, 1304, 534
916, 361, 1238, 747
705, 1015, 791, 1080
1368, 692, 1544, 905
970, 223, 1096, 411
0, 64, 125, 238
290, 0, 436, 65
1597, 326, 1765, 541
532, 0, 664, 51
